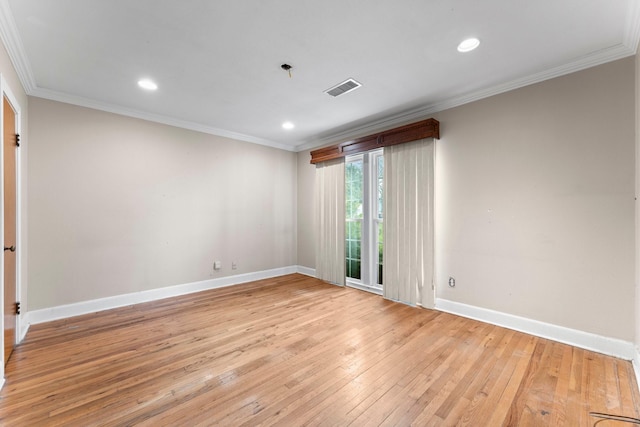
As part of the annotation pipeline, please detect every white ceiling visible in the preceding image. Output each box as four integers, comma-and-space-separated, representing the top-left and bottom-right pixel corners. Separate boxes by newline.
1, 0, 639, 151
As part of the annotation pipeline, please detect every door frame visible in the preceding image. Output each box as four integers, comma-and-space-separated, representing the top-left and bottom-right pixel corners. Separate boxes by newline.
0, 74, 23, 376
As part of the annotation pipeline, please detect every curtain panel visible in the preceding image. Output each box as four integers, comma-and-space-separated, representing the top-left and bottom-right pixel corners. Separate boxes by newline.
383, 138, 435, 307
314, 158, 346, 286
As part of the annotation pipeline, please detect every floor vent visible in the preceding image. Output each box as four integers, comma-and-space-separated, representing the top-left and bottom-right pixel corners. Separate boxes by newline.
325, 78, 362, 97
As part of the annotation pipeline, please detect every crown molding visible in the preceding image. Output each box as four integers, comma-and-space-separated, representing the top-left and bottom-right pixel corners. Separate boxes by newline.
295, 42, 637, 152
31, 87, 297, 152
624, 0, 640, 53
0, 0, 35, 93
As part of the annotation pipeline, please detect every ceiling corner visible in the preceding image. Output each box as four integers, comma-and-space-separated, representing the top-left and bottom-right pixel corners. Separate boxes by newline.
624, 0, 640, 54
0, 0, 36, 94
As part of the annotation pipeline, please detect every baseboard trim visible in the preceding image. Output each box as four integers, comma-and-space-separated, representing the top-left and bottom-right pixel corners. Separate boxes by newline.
28, 266, 298, 325
296, 266, 316, 277
435, 298, 635, 361
24, 271, 637, 371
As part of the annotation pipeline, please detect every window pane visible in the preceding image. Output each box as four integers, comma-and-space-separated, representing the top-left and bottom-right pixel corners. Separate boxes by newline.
346, 160, 363, 221
345, 219, 362, 280
346, 259, 360, 280
353, 261, 361, 280
346, 159, 363, 281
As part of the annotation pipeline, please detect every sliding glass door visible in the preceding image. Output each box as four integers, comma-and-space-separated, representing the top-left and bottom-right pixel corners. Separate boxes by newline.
345, 149, 383, 293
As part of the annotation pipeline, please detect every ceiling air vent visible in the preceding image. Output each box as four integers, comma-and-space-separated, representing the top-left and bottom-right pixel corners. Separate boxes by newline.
325, 78, 362, 97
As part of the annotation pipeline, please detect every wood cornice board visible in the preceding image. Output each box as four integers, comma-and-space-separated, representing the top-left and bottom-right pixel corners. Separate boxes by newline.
310, 118, 439, 164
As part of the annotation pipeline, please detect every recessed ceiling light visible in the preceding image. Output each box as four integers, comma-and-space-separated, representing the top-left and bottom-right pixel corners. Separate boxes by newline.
457, 38, 480, 53
282, 121, 295, 130
138, 79, 158, 90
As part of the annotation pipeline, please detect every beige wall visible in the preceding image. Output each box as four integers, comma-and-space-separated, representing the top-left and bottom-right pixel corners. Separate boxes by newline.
296, 149, 315, 268
27, 98, 297, 310
433, 57, 635, 341
297, 57, 636, 341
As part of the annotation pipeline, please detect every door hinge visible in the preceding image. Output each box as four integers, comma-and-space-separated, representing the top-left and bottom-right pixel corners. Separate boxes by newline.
15, 133, 20, 147
15, 301, 20, 315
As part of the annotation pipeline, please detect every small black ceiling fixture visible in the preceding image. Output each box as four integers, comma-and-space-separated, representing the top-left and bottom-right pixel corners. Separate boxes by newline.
281, 63, 292, 78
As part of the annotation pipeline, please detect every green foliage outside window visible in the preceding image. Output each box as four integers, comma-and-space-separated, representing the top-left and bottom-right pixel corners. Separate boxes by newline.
346, 161, 363, 280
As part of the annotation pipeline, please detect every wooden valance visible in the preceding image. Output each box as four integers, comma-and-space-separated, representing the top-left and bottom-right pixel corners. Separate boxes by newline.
309, 118, 439, 164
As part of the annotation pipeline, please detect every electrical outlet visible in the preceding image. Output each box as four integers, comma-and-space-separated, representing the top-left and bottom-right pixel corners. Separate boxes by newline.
232, 262, 237, 270
214, 261, 221, 270
448, 277, 455, 287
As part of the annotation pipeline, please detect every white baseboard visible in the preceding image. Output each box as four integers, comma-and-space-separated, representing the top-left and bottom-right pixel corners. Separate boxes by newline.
28, 266, 298, 325
296, 266, 316, 277
435, 298, 636, 361
24, 270, 639, 386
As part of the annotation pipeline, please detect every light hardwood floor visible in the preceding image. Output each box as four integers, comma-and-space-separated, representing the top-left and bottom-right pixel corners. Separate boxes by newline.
0, 274, 638, 426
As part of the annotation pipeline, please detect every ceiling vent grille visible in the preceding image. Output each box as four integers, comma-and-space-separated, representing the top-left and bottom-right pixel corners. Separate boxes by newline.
325, 78, 362, 97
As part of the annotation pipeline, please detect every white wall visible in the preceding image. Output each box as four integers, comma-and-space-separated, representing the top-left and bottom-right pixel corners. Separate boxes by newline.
297, 57, 636, 342
27, 98, 297, 310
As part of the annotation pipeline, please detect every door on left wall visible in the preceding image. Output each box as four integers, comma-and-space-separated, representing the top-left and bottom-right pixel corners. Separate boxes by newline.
3, 95, 17, 365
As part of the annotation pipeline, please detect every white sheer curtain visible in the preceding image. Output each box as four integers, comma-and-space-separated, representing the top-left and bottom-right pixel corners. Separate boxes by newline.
315, 158, 345, 286
383, 138, 435, 307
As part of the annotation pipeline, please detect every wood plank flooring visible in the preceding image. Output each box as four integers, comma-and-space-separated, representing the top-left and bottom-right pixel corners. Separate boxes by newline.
0, 273, 638, 426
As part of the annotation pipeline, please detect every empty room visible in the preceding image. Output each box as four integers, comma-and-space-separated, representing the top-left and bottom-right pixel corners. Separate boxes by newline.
0, 0, 639, 425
